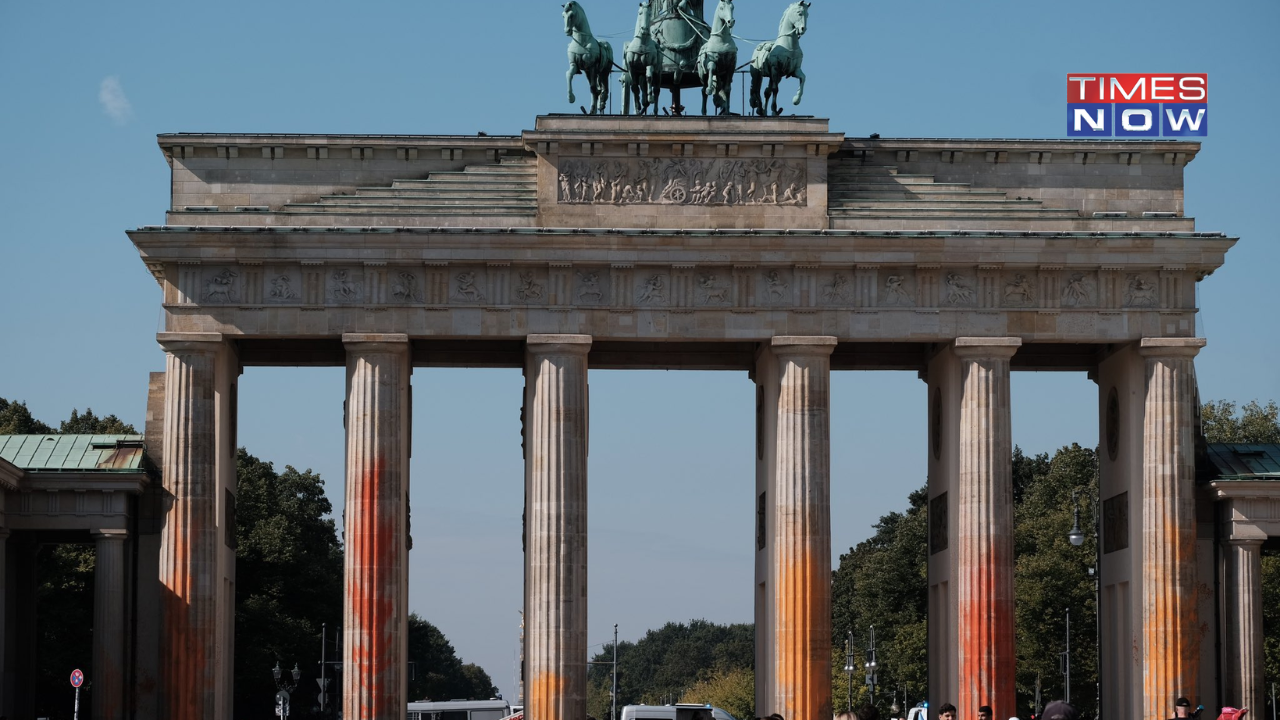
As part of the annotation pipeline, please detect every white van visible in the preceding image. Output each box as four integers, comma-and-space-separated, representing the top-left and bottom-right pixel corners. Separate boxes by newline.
407, 699, 512, 720
620, 704, 740, 720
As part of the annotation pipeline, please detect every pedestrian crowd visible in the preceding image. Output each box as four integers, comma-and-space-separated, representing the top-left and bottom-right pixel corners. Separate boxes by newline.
819, 694, 1254, 720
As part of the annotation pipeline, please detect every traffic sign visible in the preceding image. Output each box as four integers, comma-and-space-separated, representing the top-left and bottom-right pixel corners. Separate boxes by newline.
70, 669, 85, 688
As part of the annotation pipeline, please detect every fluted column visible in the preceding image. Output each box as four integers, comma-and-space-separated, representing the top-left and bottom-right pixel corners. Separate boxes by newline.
157, 334, 221, 720
953, 337, 1020, 716
92, 529, 128, 720
524, 334, 591, 720
1225, 536, 1265, 714
342, 334, 411, 720
771, 336, 835, 720
1138, 337, 1205, 713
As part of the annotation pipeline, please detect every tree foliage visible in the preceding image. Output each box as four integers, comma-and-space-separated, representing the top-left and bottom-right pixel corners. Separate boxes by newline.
0, 397, 53, 434
679, 667, 755, 720
831, 445, 1100, 718
587, 620, 754, 719
233, 449, 344, 717
406, 614, 497, 702
59, 408, 136, 434
1201, 399, 1280, 444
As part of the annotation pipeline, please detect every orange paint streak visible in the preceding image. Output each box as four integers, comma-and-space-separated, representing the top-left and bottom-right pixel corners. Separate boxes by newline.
775, 552, 832, 720
346, 455, 403, 719
530, 671, 567, 720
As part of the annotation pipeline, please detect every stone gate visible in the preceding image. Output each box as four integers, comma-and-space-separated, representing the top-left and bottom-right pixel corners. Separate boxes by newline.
118, 114, 1244, 720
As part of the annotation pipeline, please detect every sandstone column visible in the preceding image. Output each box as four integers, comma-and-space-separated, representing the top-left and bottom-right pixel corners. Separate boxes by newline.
1224, 528, 1266, 714
157, 333, 222, 720
342, 334, 411, 720
524, 335, 591, 720
1138, 337, 1205, 713
770, 336, 835, 720
92, 529, 128, 720
953, 337, 1021, 715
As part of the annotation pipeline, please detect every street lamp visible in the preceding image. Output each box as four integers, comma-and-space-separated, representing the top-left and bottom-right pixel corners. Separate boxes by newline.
1065, 485, 1103, 718
843, 631, 856, 713
273, 661, 301, 718
864, 625, 879, 706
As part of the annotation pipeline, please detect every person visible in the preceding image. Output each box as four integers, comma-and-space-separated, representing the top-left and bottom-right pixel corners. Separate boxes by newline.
1172, 697, 1197, 719
1041, 700, 1080, 720
938, 704, 957, 720
856, 705, 880, 720
833, 712, 857, 720
978, 706, 993, 720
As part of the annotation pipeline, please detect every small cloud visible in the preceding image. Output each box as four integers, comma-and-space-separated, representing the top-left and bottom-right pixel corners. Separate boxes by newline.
99, 76, 133, 125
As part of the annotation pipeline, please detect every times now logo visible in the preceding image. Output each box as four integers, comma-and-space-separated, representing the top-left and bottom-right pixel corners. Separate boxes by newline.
1067, 74, 1207, 137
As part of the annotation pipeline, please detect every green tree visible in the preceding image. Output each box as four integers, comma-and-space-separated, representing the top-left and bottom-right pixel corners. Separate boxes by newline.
587, 621, 754, 719
1201, 400, 1280, 444
831, 486, 929, 712
679, 666, 755, 720
0, 397, 53, 434
406, 614, 496, 702
233, 449, 344, 717
1013, 443, 1098, 718
59, 408, 136, 434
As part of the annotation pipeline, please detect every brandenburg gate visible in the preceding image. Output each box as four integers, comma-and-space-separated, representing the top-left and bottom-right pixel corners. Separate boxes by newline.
127, 112, 1239, 719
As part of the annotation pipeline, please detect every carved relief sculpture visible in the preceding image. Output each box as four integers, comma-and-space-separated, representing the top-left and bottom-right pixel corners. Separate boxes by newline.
455, 272, 485, 302
331, 270, 361, 302
1125, 274, 1158, 307
763, 270, 789, 302
516, 272, 545, 302
203, 269, 238, 303
822, 273, 850, 303
699, 274, 729, 304
269, 274, 298, 300
577, 271, 604, 303
558, 158, 806, 207
1003, 274, 1035, 305
391, 272, 422, 303
1062, 273, 1091, 306
638, 275, 667, 304
945, 273, 974, 306
884, 275, 913, 306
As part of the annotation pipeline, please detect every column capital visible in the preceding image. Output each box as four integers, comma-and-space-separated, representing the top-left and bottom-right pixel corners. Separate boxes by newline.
770, 335, 837, 357
1228, 521, 1268, 545
953, 336, 1022, 360
91, 529, 129, 542
342, 333, 410, 353
1138, 337, 1206, 358
526, 334, 593, 356
157, 332, 224, 353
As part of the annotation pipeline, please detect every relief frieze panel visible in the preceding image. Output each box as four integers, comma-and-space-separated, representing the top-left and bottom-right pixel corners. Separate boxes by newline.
557, 158, 807, 207
173, 264, 1181, 314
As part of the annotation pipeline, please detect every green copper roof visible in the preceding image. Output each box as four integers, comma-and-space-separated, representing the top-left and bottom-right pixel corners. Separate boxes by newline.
1205, 443, 1280, 481
0, 435, 149, 473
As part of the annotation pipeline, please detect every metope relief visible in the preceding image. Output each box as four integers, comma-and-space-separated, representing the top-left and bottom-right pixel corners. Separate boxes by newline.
1002, 274, 1036, 307
945, 273, 975, 306
1061, 272, 1096, 307
557, 158, 807, 207
453, 271, 486, 303
821, 273, 851, 304
269, 274, 299, 301
637, 274, 668, 305
762, 269, 792, 305
203, 269, 238, 303
698, 274, 730, 305
882, 273, 914, 307
328, 269, 363, 304
515, 272, 545, 302
575, 271, 606, 305
1124, 274, 1158, 308
391, 272, 422, 303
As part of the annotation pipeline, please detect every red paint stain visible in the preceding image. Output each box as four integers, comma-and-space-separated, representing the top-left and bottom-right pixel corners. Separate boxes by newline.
775, 551, 832, 720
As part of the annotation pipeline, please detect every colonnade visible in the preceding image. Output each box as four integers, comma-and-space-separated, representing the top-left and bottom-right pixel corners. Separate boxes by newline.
147, 332, 1247, 720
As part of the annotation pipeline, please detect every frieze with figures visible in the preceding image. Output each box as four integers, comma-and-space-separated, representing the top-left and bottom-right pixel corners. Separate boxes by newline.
179, 265, 1187, 313
557, 158, 807, 206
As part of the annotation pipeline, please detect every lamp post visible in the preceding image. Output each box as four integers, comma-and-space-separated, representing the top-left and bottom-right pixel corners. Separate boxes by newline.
273, 661, 301, 718
1066, 485, 1103, 718
843, 631, 856, 713
865, 625, 879, 707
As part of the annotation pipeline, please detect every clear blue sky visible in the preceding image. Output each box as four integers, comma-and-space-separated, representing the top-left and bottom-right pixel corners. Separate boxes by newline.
1, 0, 1277, 703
